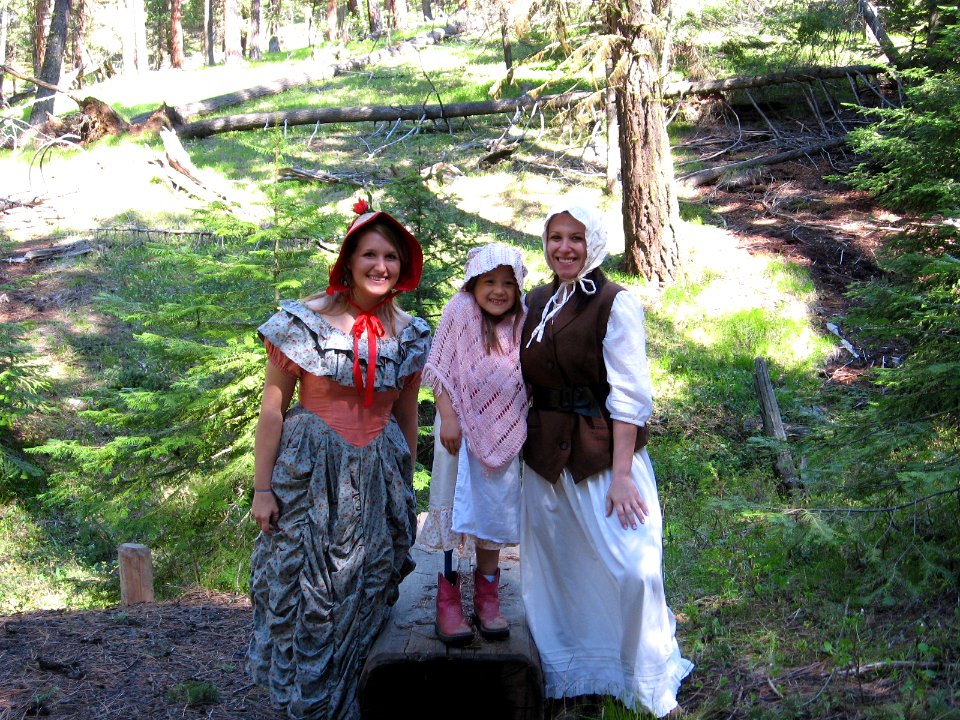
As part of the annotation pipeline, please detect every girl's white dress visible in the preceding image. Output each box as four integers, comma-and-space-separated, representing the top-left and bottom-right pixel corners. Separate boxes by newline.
521, 293, 693, 717
419, 414, 521, 552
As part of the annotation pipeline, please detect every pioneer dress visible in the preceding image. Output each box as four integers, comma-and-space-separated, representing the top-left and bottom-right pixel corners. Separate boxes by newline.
247, 299, 430, 720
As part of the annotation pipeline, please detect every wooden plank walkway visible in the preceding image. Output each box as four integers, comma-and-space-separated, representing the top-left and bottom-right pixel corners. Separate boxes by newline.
359, 543, 543, 719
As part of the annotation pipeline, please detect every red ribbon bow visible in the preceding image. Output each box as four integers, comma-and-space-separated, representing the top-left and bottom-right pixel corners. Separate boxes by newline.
345, 296, 392, 407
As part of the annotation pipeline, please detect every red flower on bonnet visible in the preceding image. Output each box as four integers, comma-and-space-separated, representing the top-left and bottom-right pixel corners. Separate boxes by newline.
352, 198, 369, 215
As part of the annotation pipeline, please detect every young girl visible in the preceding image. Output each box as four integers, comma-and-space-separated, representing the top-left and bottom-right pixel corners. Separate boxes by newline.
419, 242, 528, 644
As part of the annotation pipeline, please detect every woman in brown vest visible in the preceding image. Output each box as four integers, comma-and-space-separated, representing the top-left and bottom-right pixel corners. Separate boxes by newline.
520, 201, 692, 717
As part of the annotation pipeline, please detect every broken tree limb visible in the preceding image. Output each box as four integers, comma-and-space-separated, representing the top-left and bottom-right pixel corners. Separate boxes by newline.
753, 358, 801, 493
678, 137, 847, 187
856, 0, 901, 67
663, 64, 886, 98
175, 90, 594, 139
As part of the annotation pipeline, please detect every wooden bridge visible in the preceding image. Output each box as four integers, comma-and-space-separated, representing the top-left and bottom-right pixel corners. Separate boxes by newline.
359, 545, 543, 719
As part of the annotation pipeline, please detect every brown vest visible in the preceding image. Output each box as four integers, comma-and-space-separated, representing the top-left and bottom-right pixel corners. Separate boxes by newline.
520, 280, 648, 483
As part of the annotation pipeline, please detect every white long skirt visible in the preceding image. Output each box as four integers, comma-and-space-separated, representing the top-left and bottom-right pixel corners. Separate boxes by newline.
521, 449, 693, 718
419, 414, 521, 553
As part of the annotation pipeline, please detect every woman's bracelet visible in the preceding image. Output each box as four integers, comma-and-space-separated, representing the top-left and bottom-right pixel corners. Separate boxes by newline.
254, 488, 274, 493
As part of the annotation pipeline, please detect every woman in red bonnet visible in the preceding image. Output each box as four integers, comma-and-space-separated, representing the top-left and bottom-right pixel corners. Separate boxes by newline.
247, 199, 430, 720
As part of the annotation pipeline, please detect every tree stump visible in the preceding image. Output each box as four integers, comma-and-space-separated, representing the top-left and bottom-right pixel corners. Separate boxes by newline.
118, 543, 155, 605
359, 545, 543, 720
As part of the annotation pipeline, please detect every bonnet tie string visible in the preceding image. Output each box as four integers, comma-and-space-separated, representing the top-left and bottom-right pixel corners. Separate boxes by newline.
525, 276, 597, 347
345, 294, 394, 407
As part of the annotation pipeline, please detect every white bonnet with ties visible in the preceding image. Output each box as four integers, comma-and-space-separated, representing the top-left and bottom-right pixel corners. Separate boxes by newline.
463, 242, 528, 289
527, 201, 610, 346
541, 203, 608, 278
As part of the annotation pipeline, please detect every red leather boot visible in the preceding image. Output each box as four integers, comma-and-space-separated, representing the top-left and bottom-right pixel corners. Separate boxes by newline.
435, 572, 473, 646
473, 568, 509, 640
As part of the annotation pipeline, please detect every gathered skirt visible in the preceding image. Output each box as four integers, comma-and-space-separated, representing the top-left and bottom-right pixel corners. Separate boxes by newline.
521, 449, 693, 718
247, 405, 417, 720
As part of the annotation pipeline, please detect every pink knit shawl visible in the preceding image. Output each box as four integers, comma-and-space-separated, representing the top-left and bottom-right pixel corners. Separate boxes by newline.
423, 291, 528, 472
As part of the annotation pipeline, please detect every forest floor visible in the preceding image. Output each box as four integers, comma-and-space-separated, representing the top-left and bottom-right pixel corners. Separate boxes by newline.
0, 135, 907, 719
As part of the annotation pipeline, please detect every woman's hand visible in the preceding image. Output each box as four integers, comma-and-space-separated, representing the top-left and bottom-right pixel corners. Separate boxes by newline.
605, 473, 649, 529
252, 491, 280, 535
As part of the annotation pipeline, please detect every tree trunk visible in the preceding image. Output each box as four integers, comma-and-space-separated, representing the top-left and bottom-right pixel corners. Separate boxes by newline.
177, 90, 593, 139
499, 3, 511, 70
387, 0, 407, 29
170, 0, 184, 67
71, 0, 85, 81
204, 0, 216, 64
32, 0, 50, 76
0, 1, 9, 102
366, 0, 382, 34
421, 0, 431, 20
609, 0, 682, 284
223, 0, 241, 63
267, 0, 281, 52
133, 0, 148, 71
119, 0, 146, 72
29, 0, 70, 124
324, 0, 335, 40
857, 0, 900, 66
248, 0, 263, 58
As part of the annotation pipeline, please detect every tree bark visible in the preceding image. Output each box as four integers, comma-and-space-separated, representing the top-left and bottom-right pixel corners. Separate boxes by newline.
609, 0, 682, 284
170, 0, 185, 67
324, 0, 336, 41
29, 0, 70, 124
132, 0, 148, 71
32, 0, 50, 76
366, 0, 382, 34
499, 2, 511, 70
421, 0, 431, 20
223, 0, 242, 63
1, 0, 10, 102
204, 0, 216, 64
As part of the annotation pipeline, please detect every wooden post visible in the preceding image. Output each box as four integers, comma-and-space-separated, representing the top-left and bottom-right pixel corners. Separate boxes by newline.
753, 358, 802, 493
118, 543, 155, 605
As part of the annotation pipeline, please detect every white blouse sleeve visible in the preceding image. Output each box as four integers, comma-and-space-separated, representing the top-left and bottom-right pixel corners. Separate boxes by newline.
602, 291, 653, 426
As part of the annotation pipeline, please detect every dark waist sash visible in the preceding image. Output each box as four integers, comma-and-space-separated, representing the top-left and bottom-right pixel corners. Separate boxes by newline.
531, 385, 603, 417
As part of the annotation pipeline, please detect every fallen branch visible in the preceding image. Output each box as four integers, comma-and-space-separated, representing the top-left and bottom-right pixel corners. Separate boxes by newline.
3, 239, 94, 263
664, 63, 887, 98
834, 660, 956, 677
753, 357, 802, 493
278, 167, 367, 186
679, 137, 846, 187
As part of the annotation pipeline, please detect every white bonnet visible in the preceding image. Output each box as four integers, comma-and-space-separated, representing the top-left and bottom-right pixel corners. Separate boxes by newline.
541, 202, 608, 280
463, 242, 527, 288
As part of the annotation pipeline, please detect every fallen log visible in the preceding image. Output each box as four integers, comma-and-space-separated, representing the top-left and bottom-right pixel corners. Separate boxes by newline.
678, 137, 846, 187
664, 63, 886, 98
175, 91, 594, 139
